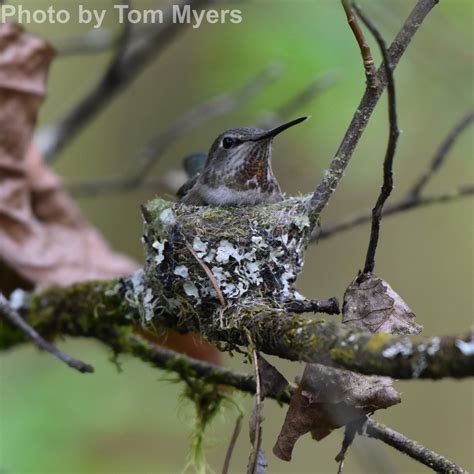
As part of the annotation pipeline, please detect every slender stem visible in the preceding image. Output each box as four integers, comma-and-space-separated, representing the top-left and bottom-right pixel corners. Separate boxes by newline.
352, 3, 399, 275
309, 0, 439, 217
315, 185, 474, 241
222, 413, 243, 474
284, 297, 340, 315
409, 109, 474, 198
0, 296, 93, 373
364, 419, 467, 473
341, 0, 378, 88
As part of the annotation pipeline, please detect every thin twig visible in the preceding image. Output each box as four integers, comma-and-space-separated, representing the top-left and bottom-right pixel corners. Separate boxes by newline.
184, 240, 227, 308
37, 0, 222, 160
341, 0, 378, 88
315, 185, 474, 241
284, 297, 340, 315
408, 109, 474, 198
364, 419, 467, 473
67, 64, 281, 197
309, 0, 439, 217
247, 348, 265, 474
0, 295, 93, 373
352, 3, 399, 275
222, 413, 243, 474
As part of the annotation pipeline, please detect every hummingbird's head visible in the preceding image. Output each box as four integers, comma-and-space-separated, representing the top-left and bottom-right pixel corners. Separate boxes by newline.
201, 116, 308, 189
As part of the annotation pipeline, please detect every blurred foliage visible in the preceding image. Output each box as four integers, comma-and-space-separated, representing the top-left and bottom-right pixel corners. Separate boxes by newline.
1, 0, 473, 473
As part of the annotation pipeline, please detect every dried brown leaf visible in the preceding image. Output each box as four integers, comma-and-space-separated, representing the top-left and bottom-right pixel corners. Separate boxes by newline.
342, 273, 423, 335
273, 363, 400, 461
0, 23, 137, 287
274, 273, 419, 461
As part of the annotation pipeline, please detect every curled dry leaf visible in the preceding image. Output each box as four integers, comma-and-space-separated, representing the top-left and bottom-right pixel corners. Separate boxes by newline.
273, 363, 400, 461
0, 23, 137, 287
342, 273, 423, 335
274, 273, 422, 461
0, 23, 219, 363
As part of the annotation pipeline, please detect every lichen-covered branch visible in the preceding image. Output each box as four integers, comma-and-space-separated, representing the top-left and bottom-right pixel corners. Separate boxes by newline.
1, 275, 472, 380
309, 0, 438, 217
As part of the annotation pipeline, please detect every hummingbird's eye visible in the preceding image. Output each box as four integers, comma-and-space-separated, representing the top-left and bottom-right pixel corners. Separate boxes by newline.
222, 137, 235, 149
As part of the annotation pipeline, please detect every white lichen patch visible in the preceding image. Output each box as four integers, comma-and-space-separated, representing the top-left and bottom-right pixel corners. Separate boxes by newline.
455, 339, 474, 356
174, 265, 189, 278
126, 269, 159, 323
294, 214, 311, 231
152, 239, 166, 265
382, 339, 413, 358
426, 337, 440, 356
216, 240, 242, 263
159, 208, 176, 226
193, 236, 208, 257
183, 281, 200, 303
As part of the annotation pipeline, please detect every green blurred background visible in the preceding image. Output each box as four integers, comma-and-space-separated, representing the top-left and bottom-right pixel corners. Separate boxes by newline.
1, 0, 473, 473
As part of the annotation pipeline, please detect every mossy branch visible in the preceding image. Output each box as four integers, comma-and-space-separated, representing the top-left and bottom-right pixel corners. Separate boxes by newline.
1, 273, 472, 380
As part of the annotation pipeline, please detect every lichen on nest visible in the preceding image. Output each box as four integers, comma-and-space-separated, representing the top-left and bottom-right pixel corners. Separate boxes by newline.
131, 196, 317, 332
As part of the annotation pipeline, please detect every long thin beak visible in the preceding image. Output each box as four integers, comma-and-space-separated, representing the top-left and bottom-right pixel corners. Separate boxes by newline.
254, 116, 308, 141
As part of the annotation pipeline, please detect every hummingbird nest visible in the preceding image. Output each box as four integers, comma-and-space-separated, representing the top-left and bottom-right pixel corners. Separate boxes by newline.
127, 196, 318, 337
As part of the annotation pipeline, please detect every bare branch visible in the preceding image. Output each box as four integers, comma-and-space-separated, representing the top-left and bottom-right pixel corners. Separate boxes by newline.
364, 419, 467, 473
315, 185, 474, 241
67, 64, 281, 197
351, 2, 400, 275
341, 0, 378, 88
37, 0, 224, 160
0, 294, 93, 373
308, 0, 439, 217
409, 109, 474, 198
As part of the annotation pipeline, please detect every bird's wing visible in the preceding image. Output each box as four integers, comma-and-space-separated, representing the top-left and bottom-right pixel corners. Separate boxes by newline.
177, 175, 198, 199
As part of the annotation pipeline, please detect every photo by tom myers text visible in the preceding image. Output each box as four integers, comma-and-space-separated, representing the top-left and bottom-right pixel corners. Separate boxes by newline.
0, 4, 244, 29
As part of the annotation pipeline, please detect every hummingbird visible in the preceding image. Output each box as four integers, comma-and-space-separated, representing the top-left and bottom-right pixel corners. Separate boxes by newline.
177, 116, 308, 206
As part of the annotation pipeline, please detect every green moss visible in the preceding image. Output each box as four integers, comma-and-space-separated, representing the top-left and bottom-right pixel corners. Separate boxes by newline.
145, 198, 174, 223
329, 345, 357, 365
364, 333, 394, 353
